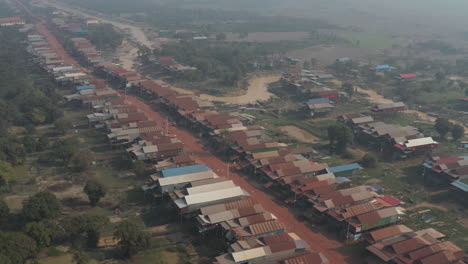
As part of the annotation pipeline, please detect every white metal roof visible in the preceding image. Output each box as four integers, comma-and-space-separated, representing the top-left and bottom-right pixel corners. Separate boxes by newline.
231, 247, 267, 262
142, 145, 159, 153
404, 137, 437, 148
184, 186, 246, 206
186, 180, 236, 195
158, 171, 216, 187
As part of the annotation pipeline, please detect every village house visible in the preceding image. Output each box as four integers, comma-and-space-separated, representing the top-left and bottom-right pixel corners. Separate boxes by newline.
366, 228, 465, 264
371, 102, 406, 113
0, 17, 25, 26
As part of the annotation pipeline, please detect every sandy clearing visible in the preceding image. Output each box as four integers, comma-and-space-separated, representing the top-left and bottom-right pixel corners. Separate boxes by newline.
407, 202, 449, 212
4, 195, 28, 211
280, 125, 319, 143
172, 74, 281, 104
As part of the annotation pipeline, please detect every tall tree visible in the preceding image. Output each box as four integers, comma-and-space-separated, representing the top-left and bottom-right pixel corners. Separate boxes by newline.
54, 117, 72, 135
434, 118, 452, 140
452, 124, 465, 141
342, 82, 354, 97
62, 214, 109, 248
83, 179, 107, 206
114, 220, 150, 258
24, 222, 52, 248
22, 191, 61, 221
328, 124, 354, 154
0, 232, 37, 264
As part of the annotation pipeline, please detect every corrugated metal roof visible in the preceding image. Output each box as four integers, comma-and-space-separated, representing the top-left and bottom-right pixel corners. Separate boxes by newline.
162, 164, 209, 178
184, 186, 247, 206
369, 225, 413, 242
231, 247, 267, 263
283, 252, 329, 264
187, 180, 236, 195
158, 171, 216, 187
328, 163, 363, 173
249, 220, 284, 235
405, 137, 438, 148
200, 198, 255, 215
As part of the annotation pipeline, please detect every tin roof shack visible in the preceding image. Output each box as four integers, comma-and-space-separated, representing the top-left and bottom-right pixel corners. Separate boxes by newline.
157, 169, 217, 194
451, 176, 468, 196
281, 252, 329, 264
196, 203, 267, 232
371, 102, 406, 113
308, 87, 339, 99
310, 186, 376, 213
394, 137, 438, 157
366, 228, 465, 264
127, 140, 184, 161
226, 219, 285, 241
338, 113, 374, 126
215, 233, 310, 264
304, 98, 334, 117
173, 186, 250, 214
343, 207, 406, 241
365, 224, 413, 244
327, 163, 362, 178
398, 73, 417, 80
355, 122, 425, 155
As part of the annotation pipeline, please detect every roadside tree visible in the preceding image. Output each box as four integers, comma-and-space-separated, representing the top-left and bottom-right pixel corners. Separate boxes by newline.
327, 124, 354, 155
434, 118, 452, 140
22, 191, 61, 221
452, 124, 464, 141
113, 220, 150, 258
83, 179, 106, 206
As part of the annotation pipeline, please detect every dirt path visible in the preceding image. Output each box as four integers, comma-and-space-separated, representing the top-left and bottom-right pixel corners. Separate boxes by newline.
407, 202, 449, 212
44, 0, 153, 47
172, 74, 281, 104
280, 125, 319, 143
119, 93, 358, 264
16, 2, 358, 262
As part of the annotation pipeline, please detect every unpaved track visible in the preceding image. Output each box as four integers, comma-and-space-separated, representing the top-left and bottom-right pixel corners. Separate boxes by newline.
15, 1, 360, 262
172, 74, 281, 104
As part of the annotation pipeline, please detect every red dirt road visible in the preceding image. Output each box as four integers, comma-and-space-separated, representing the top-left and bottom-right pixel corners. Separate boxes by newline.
120, 94, 360, 264
14, 1, 359, 262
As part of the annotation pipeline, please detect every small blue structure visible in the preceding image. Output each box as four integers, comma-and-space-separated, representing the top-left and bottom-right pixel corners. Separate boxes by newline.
161, 164, 209, 178
451, 178, 468, 193
76, 85, 96, 92
327, 163, 363, 177
373, 65, 396, 73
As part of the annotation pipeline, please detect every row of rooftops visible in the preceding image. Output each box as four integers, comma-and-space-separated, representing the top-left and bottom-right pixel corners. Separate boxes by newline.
87, 52, 463, 264
69, 37, 102, 64
146, 162, 328, 264
0, 16, 25, 26
26, 33, 92, 86
424, 153, 468, 193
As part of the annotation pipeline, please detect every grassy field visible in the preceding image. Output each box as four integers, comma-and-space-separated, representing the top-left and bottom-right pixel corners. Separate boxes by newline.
340, 32, 404, 49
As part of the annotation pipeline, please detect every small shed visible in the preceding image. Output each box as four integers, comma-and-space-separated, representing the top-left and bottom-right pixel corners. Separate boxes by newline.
327, 163, 363, 177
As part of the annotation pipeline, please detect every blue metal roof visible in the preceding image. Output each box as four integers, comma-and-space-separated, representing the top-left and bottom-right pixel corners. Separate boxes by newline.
76, 85, 96, 91
306, 98, 330, 105
336, 177, 351, 183
328, 163, 363, 173
375, 65, 390, 69
161, 164, 209, 178
451, 180, 468, 192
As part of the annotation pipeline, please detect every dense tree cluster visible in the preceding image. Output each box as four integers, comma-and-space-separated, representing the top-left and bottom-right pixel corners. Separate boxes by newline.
88, 23, 123, 50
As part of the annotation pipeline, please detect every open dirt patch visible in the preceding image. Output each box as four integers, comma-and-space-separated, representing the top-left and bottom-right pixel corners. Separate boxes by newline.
407, 202, 450, 212
280, 125, 319, 143
171, 74, 281, 104
4, 195, 29, 212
